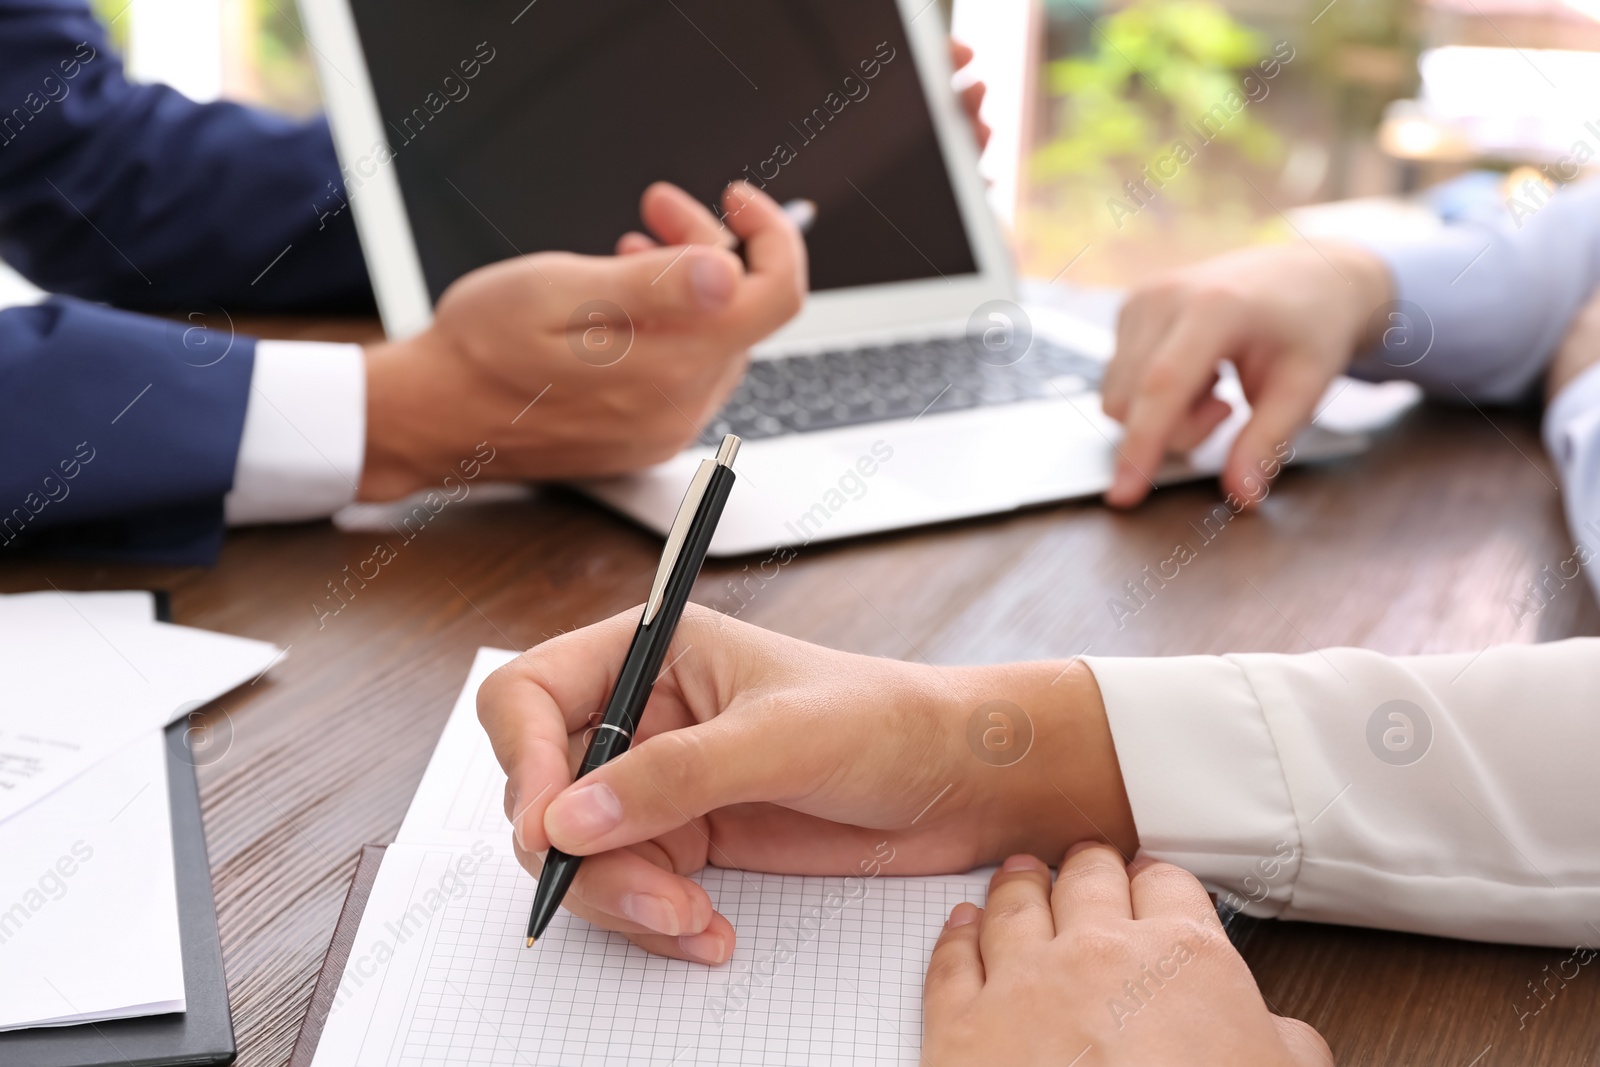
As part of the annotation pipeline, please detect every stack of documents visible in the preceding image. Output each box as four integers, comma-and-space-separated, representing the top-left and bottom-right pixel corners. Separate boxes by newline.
0, 591, 283, 1032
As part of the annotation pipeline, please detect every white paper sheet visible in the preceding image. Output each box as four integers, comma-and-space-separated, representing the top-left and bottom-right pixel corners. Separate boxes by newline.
0, 590, 156, 628
0, 596, 283, 825
312, 649, 992, 1067
0, 729, 183, 1029
0, 591, 194, 1031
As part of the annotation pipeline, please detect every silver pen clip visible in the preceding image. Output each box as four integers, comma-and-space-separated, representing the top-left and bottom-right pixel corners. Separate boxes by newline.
642, 435, 740, 626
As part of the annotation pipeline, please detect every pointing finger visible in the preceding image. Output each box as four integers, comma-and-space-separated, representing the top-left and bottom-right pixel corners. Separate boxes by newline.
1107, 304, 1244, 507
1222, 362, 1324, 504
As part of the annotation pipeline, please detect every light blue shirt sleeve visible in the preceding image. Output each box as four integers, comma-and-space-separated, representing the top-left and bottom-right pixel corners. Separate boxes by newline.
1543, 361, 1600, 601
1352, 178, 1600, 401
1355, 179, 1600, 604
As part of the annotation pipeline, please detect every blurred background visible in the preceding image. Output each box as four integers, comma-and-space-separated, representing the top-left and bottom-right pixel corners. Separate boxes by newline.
961, 0, 1600, 286
44, 0, 1600, 292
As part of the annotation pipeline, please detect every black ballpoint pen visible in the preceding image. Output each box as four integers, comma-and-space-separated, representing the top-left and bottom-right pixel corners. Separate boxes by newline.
525, 433, 741, 946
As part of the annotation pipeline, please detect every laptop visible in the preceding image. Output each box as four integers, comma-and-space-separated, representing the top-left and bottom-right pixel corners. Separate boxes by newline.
303, 0, 1395, 556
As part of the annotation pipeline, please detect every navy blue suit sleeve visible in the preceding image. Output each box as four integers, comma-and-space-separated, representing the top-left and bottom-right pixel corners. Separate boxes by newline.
0, 0, 372, 313
0, 297, 255, 564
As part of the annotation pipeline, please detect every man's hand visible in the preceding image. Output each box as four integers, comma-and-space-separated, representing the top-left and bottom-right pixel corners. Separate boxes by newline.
923, 844, 1331, 1065
357, 181, 805, 499
476, 606, 1136, 965
1549, 282, 1600, 402
1102, 242, 1392, 508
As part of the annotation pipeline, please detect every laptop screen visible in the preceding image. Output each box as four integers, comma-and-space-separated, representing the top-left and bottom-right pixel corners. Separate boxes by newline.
346, 0, 980, 302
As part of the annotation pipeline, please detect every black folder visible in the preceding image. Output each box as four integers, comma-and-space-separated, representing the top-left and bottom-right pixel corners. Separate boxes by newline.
288, 844, 387, 1067
0, 592, 236, 1067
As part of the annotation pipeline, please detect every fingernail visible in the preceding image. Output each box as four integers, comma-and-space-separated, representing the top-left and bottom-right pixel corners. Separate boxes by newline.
548, 782, 623, 844
1066, 840, 1103, 859
690, 254, 734, 309
679, 930, 728, 964
1001, 853, 1044, 873
622, 893, 681, 936
947, 903, 980, 928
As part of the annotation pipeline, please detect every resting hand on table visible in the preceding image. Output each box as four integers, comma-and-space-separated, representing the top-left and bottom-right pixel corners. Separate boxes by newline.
477, 606, 1135, 964
357, 180, 805, 500
924, 845, 1330, 1065
1101, 242, 1392, 509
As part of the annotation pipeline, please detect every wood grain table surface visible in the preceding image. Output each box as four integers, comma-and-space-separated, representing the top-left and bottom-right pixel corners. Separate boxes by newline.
4, 316, 1597, 1066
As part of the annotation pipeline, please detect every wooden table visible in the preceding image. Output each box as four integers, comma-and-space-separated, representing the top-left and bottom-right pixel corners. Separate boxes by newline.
5, 319, 1597, 1066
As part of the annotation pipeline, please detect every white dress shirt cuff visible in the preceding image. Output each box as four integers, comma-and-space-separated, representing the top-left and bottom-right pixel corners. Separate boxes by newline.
1082, 654, 1300, 918
224, 340, 366, 526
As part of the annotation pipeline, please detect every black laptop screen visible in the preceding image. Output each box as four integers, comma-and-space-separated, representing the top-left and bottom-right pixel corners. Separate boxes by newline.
345, 0, 980, 301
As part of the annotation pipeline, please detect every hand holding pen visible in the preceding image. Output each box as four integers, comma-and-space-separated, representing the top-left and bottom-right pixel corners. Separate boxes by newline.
523, 434, 741, 945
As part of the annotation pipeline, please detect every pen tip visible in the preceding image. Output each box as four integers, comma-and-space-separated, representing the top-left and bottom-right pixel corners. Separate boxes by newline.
526, 937, 535, 948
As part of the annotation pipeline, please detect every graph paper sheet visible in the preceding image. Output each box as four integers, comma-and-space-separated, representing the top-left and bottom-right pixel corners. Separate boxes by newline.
311, 648, 992, 1067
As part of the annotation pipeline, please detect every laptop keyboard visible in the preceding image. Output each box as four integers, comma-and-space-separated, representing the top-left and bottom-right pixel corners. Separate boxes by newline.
704, 336, 1106, 442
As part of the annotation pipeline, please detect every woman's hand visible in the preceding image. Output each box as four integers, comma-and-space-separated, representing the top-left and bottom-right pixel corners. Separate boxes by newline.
1101, 242, 1391, 508
924, 844, 1331, 1065
477, 607, 1135, 965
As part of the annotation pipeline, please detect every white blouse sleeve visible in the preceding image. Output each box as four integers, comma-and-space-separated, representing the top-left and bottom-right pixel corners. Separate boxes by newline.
1085, 639, 1600, 947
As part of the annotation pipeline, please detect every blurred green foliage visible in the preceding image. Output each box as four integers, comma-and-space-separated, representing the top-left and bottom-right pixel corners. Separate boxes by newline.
253, 0, 320, 116
86, 0, 320, 116
1035, 0, 1282, 190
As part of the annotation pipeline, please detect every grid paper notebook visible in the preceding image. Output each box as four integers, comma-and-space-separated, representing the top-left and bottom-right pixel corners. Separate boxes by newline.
310, 648, 992, 1067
